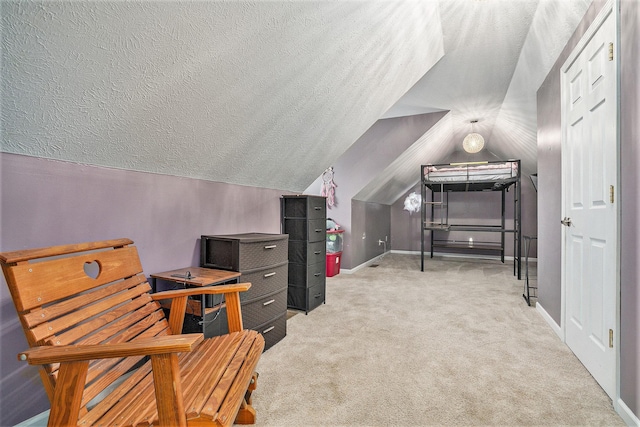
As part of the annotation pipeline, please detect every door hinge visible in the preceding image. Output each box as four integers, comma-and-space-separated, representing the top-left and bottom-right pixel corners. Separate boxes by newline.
609, 42, 614, 61
609, 329, 614, 348
610, 185, 615, 203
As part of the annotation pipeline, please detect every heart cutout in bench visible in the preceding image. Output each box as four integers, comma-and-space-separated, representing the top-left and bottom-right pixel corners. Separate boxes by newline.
83, 260, 101, 280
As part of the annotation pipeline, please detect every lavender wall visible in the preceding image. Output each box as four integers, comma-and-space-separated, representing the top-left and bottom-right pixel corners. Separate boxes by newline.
305, 111, 447, 269
620, 0, 640, 416
536, 0, 608, 326
391, 183, 424, 252
537, 0, 639, 418
0, 153, 286, 425
350, 200, 390, 268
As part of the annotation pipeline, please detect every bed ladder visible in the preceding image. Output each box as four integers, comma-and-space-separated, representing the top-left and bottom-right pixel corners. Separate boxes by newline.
424, 184, 449, 231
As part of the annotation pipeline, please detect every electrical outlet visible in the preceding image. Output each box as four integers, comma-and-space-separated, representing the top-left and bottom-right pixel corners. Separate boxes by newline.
362, 233, 366, 239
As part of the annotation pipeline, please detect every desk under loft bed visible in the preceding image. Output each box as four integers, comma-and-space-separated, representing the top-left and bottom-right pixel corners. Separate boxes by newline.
420, 159, 522, 279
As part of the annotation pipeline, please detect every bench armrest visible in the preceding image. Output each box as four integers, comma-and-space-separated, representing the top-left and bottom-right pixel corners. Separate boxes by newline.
18, 334, 204, 365
20, 334, 202, 427
151, 283, 251, 334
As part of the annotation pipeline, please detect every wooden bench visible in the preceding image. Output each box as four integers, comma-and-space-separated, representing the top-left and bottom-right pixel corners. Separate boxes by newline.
0, 238, 265, 427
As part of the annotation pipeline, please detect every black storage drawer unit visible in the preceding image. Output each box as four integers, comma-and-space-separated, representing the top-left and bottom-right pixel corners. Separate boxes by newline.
239, 261, 288, 302
283, 195, 325, 219
283, 218, 326, 242
288, 240, 325, 265
256, 312, 287, 351
201, 233, 288, 271
287, 283, 326, 313
289, 260, 326, 289
242, 288, 287, 330
281, 195, 327, 314
183, 290, 287, 351
200, 232, 288, 350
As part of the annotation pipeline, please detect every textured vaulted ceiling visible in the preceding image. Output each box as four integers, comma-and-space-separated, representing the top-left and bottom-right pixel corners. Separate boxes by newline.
373, 0, 592, 204
2, 0, 592, 201
1, 0, 443, 191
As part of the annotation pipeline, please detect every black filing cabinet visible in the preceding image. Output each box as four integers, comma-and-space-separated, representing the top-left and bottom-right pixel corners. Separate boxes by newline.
200, 232, 288, 350
281, 195, 326, 313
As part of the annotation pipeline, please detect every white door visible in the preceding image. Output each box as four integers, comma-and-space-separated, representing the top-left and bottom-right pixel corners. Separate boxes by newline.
561, 4, 617, 400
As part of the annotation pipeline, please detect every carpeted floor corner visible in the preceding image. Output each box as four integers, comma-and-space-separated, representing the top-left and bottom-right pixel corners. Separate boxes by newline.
253, 254, 623, 426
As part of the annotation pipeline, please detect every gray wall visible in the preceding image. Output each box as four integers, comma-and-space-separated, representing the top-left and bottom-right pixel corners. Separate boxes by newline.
0, 152, 285, 425
536, 0, 608, 326
620, 0, 640, 417
537, 0, 639, 417
305, 111, 446, 269
350, 200, 390, 268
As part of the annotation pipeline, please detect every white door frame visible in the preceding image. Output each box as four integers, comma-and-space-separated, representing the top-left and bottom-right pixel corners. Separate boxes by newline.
560, 0, 620, 402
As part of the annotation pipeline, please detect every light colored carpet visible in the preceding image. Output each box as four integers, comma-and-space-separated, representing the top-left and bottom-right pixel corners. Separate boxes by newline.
253, 253, 624, 426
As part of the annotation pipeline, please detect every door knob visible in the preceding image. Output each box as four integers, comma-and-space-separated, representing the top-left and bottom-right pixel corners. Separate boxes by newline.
561, 217, 572, 227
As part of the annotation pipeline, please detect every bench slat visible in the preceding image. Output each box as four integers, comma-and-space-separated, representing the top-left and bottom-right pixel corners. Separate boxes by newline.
45, 306, 167, 377
77, 304, 165, 347
23, 274, 147, 328
82, 320, 170, 403
202, 331, 259, 422
216, 332, 264, 425
79, 359, 154, 426
31, 282, 152, 344
0, 238, 134, 264
182, 334, 240, 418
32, 284, 151, 345
6, 246, 144, 312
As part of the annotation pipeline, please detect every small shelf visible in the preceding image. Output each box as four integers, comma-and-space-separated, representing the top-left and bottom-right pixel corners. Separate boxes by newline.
424, 224, 451, 231
445, 224, 504, 232
432, 240, 503, 252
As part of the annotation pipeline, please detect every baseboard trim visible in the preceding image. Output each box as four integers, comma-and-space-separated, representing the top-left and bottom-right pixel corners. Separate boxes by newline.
536, 301, 563, 340
15, 409, 49, 426
340, 253, 387, 274
617, 398, 640, 426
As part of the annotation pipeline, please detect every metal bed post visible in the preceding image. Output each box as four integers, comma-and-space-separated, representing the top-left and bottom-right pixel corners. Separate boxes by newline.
421, 165, 426, 272
516, 160, 522, 279
430, 186, 435, 259
501, 188, 506, 263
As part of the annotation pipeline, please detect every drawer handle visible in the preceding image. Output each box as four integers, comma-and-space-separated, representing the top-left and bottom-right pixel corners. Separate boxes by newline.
314, 206, 322, 210
314, 251, 321, 255
263, 299, 275, 306
314, 273, 321, 277
263, 326, 275, 334
264, 245, 277, 249
314, 293, 322, 299
315, 229, 322, 233
264, 272, 276, 278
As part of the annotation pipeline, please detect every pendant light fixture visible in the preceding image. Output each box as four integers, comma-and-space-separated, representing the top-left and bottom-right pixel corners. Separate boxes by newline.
462, 119, 485, 153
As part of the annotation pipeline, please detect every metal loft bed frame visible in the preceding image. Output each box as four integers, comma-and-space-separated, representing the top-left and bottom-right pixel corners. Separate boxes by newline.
420, 159, 522, 279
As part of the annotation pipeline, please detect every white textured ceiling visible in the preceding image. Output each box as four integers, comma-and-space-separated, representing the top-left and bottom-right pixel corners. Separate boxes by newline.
2, 0, 592, 200
360, 0, 593, 204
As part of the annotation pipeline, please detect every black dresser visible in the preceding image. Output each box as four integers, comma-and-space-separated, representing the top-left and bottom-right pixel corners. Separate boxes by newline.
281, 195, 326, 313
200, 233, 288, 350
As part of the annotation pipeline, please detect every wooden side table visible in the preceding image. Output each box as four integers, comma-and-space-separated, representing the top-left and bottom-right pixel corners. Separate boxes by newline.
150, 267, 241, 333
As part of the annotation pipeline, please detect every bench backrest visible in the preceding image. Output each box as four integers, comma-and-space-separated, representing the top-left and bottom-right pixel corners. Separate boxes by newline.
0, 238, 171, 410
